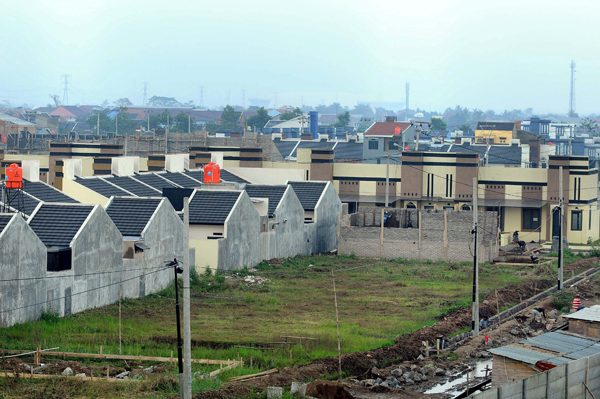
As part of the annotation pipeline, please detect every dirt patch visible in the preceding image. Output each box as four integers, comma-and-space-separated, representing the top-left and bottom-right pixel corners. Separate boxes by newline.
565, 257, 599, 274
306, 380, 355, 399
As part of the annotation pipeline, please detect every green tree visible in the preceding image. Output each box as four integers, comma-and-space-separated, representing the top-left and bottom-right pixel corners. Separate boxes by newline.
115, 98, 133, 107
280, 107, 303, 121
458, 124, 471, 132
86, 111, 113, 134
220, 105, 241, 129
172, 112, 195, 133
149, 109, 171, 131
147, 96, 182, 107
430, 118, 448, 131
115, 107, 138, 135
333, 111, 351, 127
581, 117, 598, 134
246, 107, 272, 128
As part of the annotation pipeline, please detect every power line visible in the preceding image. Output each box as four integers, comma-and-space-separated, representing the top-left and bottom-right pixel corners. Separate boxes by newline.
0, 264, 169, 283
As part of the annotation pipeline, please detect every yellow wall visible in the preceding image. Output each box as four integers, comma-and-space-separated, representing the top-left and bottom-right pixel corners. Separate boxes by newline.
190, 239, 219, 271
475, 129, 513, 144
61, 178, 109, 207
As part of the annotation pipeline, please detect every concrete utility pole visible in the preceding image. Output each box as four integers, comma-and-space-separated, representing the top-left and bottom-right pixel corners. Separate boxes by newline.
415, 123, 422, 151
385, 155, 390, 207
472, 177, 479, 336
165, 113, 169, 155
558, 166, 564, 290
182, 198, 192, 399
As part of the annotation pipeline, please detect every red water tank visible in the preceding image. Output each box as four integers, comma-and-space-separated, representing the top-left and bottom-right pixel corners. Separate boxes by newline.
6, 163, 23, 189
203, 162, 221, 184
212, 163, 220, 183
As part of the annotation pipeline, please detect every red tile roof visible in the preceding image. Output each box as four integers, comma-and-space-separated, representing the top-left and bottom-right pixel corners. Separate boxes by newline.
364, 121, 411, 136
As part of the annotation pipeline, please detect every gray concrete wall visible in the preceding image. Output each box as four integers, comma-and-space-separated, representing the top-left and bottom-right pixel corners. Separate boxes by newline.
313, 182, 342, 254
69, 205, 123, 314
0, 215, 47, 328
471, 352, 600, 399
122, 199, 185, 298
218, 191, 260, 270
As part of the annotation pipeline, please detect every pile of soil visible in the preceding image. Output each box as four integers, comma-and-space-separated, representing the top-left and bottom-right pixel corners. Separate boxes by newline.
565, 257, 599, 274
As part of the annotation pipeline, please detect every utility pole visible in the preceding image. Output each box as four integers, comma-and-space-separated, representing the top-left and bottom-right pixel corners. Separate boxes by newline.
558, 166, 564, 290
182, 198, 192, 399
472, 177, 479, 336
405, 82, 410, 111
171, 259, 183, 381
199, 86, 204, 108
415, 123, 422, 151
569, 60, 576, 116
385, 155, 390, 207
165, 113, 169, 155
97, 112, 100, 135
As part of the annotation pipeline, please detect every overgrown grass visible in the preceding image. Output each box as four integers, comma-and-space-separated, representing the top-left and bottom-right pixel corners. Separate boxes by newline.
1, 255, 542, 397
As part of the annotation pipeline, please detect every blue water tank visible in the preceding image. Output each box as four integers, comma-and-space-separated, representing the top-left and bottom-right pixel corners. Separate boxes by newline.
309, 111, 319, 139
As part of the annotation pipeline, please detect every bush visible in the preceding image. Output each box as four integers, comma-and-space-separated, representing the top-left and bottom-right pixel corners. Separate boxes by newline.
40, 311, 61, 324
551, 291, 574, 312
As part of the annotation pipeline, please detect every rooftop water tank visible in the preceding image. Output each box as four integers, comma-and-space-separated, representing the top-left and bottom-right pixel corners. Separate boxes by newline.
5, 163, 23, 189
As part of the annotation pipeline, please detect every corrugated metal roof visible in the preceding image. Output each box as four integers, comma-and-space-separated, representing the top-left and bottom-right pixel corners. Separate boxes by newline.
490, 331, 600, 366
0, 112, 36, 126
563, 305, 600, 322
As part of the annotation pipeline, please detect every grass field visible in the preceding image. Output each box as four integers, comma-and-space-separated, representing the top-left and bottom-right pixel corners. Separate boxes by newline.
0, 255, 548, 397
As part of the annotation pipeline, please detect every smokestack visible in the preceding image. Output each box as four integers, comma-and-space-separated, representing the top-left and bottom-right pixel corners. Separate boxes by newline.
309, 111, 318, 139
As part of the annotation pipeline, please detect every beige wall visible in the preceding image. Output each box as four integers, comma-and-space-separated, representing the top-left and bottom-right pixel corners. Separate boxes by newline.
191, 239, 219, 271
189, 224, 225, 240
62, 178, 109, 207
226, 166, 305, 184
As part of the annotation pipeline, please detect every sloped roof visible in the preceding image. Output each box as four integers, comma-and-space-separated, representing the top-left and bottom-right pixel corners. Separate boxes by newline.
220, 170, 249, 184
75, 177, 131, 197
364, 122, 411, 136
288, 181, 327, 211
107, 176, 161, 197
487, 144, 522, 164
245, 185, 287, 217
291, 140, 335, 158
273, 138, 299, 159
449, 143, 487, 158
476, 121, 516, 131
28, 204, 95, 248
106, 197, 162, 237
133, 173, 179, 190
23, 180, 78, 203
188, 190, 242, 225
160, 172, 203, 188
334, 140, 362, 160
0, 214, 14, 234
0, 112, 36, 126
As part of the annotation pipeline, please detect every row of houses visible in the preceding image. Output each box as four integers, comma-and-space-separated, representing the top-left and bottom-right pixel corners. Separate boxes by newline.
0, 196, 185, 328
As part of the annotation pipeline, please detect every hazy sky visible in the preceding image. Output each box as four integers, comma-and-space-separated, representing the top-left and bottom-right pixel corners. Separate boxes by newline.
1, 0, 598, 114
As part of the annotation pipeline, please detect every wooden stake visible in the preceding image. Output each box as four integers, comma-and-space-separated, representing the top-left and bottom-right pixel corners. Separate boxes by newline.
495, 289, 503, 342
106, 367, 110, 379
100, 346, 103, 355
332, 269, 342, 382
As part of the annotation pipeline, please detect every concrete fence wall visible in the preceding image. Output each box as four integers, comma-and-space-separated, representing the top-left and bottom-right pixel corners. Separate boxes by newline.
471, 352, 600, 399
339, 208, 498, 263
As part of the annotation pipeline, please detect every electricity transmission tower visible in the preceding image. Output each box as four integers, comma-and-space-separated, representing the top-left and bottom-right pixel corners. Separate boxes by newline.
242, 89, 246, 108
198, 86, 204, 108
405, 82, 410, 111
61, 74, 71, 105
142, 82, 149, 106
569, 60, 576, 117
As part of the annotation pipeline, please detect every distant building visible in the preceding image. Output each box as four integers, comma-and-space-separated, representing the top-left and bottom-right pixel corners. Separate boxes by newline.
474, 121, 518, 145
363, 118, 415, 164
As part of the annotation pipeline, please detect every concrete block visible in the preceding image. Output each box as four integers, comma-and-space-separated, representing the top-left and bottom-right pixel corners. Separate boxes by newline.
525, 372, 547, 399
267, 386, 283, 399
480, 388, 499, 399
547, 364, 567, 399
291, 382, 307, 396
498, 379, 523, 399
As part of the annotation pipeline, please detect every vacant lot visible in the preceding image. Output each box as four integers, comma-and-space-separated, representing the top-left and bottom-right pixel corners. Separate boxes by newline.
0, 254, 557, 397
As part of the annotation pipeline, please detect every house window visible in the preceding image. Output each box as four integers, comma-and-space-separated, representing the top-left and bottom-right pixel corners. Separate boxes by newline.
522, 208, 540, 231
368, 140, 379, 150
571, 210, 583, 231
499, 137, 506, 143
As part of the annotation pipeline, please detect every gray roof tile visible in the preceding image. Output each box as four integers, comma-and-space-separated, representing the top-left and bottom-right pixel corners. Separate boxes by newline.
220, 170, 249, 184
0, 214, 14, 234
273, 138, 299, 159
188, 190, 241, 225
334, 140, 362, 160
76, 177, 131, 197
161, 172, 203, 188
132, 173, 179, 190
28, 204, 94, 248
244, 185, 287, 217
106, 197, 162, 236
107, 176, 161, 197
23, 181, 78, 203
288, 181, 327, 211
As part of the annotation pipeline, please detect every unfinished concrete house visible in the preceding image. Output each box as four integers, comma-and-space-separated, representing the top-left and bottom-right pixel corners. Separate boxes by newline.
105, 197, 186, 297
288, 181, 342, 254
338, 208, 498, 262
0, 214, 47, 327
245, 184, 307, 259
188, 189, 260, 271
27, 203, 123, 316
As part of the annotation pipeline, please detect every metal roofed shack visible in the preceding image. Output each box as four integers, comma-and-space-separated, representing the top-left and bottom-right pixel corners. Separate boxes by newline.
106, 197, 186, 296
564, 305, 600, 338
488, 330, 600, 387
